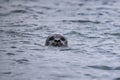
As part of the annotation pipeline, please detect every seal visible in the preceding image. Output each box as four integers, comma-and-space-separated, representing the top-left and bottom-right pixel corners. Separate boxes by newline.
45, 34, 68, 47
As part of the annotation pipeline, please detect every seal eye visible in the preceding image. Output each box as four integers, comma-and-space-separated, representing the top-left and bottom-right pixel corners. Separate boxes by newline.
61, 37, 65, 41
49, 36, 54, 41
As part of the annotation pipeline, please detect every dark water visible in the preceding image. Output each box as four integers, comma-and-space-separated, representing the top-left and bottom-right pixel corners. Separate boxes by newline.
0, 0, 120, 80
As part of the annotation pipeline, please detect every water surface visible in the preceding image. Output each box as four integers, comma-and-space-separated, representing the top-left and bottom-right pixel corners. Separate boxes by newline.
0, 0, 120, 80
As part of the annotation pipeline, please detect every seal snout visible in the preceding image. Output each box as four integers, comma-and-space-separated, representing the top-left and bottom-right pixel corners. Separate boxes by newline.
53, 39, 62, 46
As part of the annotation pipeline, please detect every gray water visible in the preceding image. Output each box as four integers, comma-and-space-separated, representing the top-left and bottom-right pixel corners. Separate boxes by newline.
0, 0, 120, 80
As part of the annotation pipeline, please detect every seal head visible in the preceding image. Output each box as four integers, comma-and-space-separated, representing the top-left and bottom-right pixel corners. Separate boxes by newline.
45, 34, 68, 47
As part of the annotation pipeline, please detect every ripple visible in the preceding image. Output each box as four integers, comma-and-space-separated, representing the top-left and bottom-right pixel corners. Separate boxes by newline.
65, 31, 87, 38
114, 67, 120, 70
4, 30, 25, 37
0, 9, 27, 16
114, 78, 120, 80
113, 24, 120, 27
6, 53, 16, 56
88, 65, 120, 70
11, 10, 27, 13
78, 3, 84, 6
16, 50, 24, 52
50, 73, 78, 79
34, 43, 44, 47
2, 30, 34, 37
0, 6, 2, 8
60, 48, 80, 51
65, 31, 83, 36
31, 48, 45, 51
88, 65, 113, 70
62, 20, 101, 24
40, 6, 52, 10
37, 11, 44, 14
11, 46, 17, 49
14, 59, 29, 64
0, 13, 10, 16
2, 72, 12, 74
103, 32, 120, 38
26, 26, 48, 32
0, 50, 6, 52
20, 41, 31, 44
110, 33, 120, 36
84, 73, 97, 79
87, 36, 100, 39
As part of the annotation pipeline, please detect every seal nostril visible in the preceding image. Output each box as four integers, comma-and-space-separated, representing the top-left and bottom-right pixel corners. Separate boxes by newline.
58, 40, 60, 42
54, 40, 60, 42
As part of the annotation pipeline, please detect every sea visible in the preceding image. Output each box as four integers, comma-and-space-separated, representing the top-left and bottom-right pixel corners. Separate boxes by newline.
0, 0, 120, 80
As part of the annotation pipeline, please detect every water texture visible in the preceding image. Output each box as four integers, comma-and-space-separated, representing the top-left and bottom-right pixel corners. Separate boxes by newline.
0, 0, 120, 80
